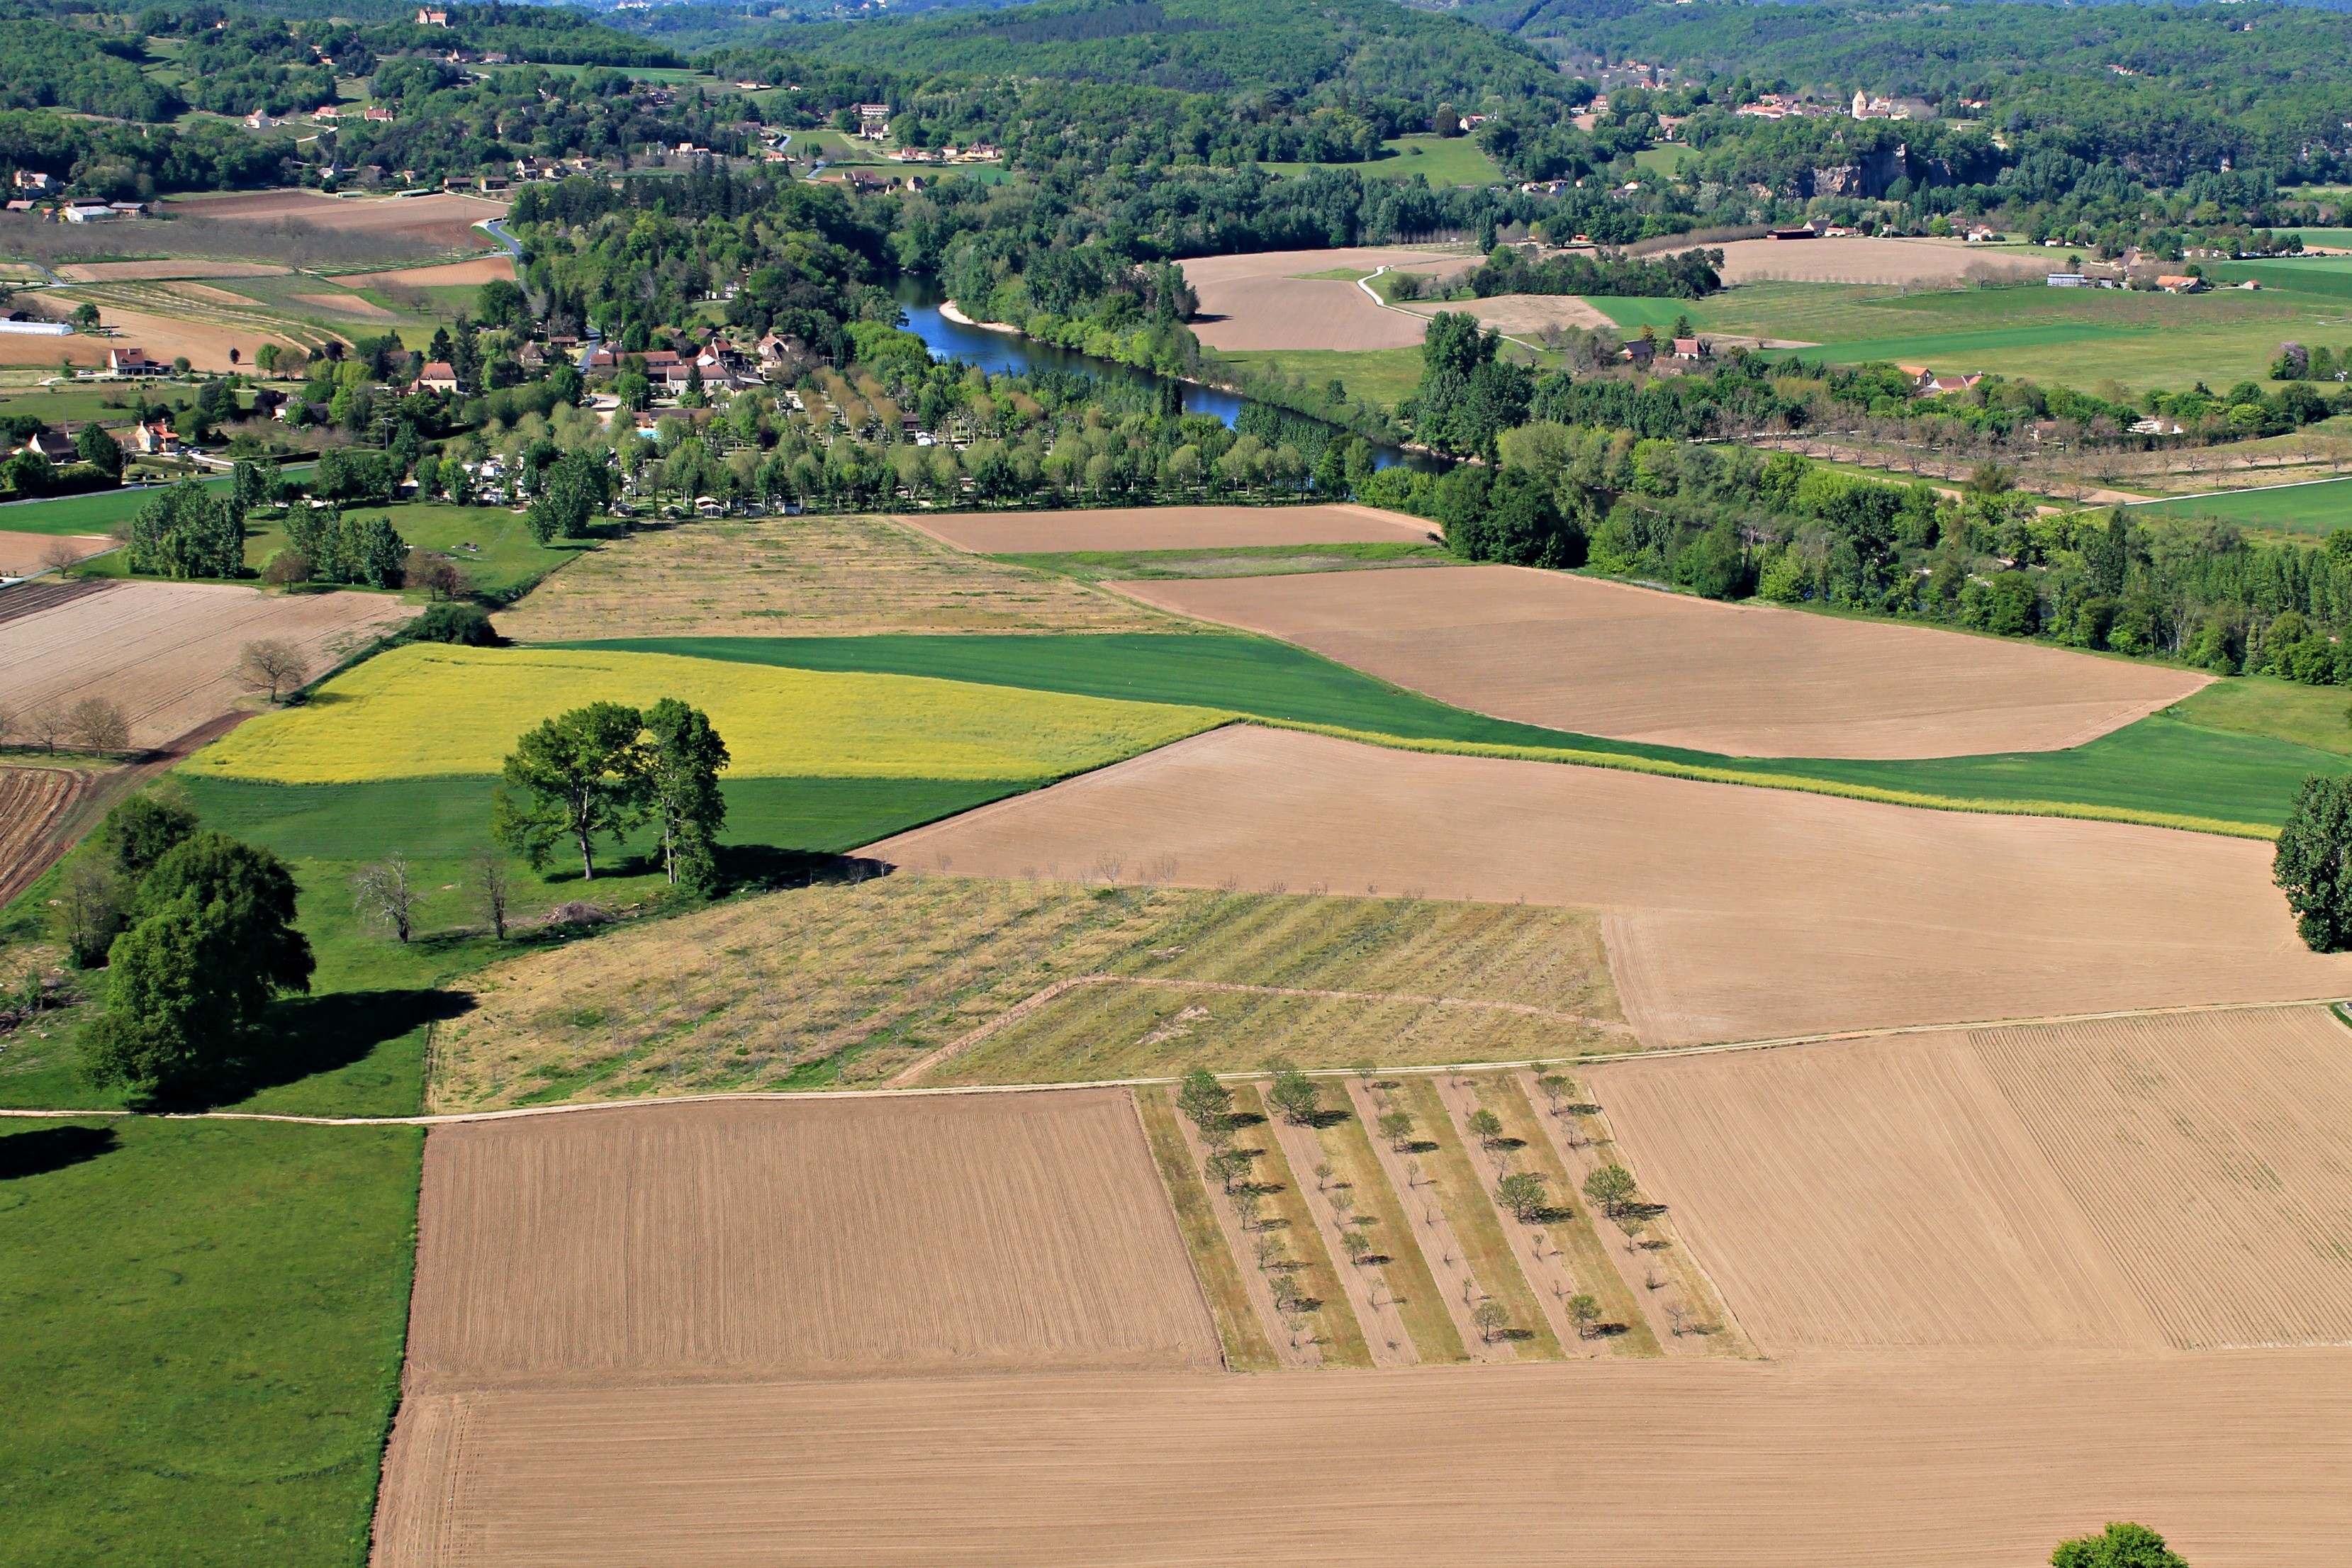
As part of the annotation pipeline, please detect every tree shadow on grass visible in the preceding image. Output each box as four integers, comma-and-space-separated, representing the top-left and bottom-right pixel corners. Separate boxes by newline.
0, 1122, 118, 1180
717, 847, 892, 894
174, 987, 476, 1109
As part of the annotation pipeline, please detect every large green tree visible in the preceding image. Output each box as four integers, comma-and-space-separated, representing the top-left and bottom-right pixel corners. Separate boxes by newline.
2273, 774, 2352, 951
644, 697, 729, 894
2051, 1522, 2189, 1568
491, 702, 654, 880
81, 831, 315, 1102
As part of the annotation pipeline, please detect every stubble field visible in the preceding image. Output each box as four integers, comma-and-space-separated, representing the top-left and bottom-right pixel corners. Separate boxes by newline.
897, 503, 1435, 554
497, 514, 1180, 639
0, 580, 410, 748
866, 725, 2351, 1046
1114, 565, 2207, 758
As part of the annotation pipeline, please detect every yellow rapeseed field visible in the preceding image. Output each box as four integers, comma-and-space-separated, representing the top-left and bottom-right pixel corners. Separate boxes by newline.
188, 645, 1227, 783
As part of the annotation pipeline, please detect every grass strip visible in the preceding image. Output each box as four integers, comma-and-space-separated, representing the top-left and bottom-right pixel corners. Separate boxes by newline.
1396, 1077, 1562, 1359
1479, 1073, 1659, 1356
1231, 1082, 1374, 1370
1316, 1090, 1469, 1364
1255, 720, 2279, 839
1135, 1086, 1279, 1373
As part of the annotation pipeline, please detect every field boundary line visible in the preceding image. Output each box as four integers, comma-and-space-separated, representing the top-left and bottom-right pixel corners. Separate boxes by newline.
1246, 719, 2280, 840
13, 999, 2345, 1128
2126, 473, 2352, 507
887, 972, 1634, 1087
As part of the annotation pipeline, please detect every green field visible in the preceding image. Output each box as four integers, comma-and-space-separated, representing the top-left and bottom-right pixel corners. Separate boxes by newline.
244, 500, 590, 599
559, 633, 2339, 830
1633, 146, 1692, 179
2127, 476, 2352, 536
1206, 345, 1427, 408
1, 466, 316, 539
1618, 277, 2352, 391
2175, 673, 2352, 755
0, 1116, 420, 1567
1263, 133, 1502, 186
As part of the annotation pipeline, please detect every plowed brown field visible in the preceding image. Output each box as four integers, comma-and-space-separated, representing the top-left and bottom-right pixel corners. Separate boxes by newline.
52, 260, 293, 283
897, 503, 1436, 554
1590, 1005, 2352, 1354
1113, 565, 2206, 758
864, 726, 2351, 1046
1181, 247, 1467, 351
159, 189, 506, 251
0, 581, 409, 747
0, 765, 91, 904
372, 1353, 2352, 1567
345, 256, 517, 290
1713, 235, 2055, 286
401, 1093, 1219, 1393
0, 530, 111, 577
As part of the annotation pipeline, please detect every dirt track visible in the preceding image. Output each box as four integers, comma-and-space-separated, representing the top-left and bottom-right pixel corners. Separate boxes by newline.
401, 1092, 1219, 1393
897, 504, 1436, 554
0, 580, 409, 747
1180, 247, 1466, 351
863, 726, 2352, 1047
1113, 565, 2206, 758
371, 1351, 2352, 1567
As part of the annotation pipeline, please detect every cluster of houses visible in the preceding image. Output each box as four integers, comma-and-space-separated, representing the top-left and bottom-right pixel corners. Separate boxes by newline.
1732, 91, 1936, 122
5, 172, 146, 221
574, 330, 812, 393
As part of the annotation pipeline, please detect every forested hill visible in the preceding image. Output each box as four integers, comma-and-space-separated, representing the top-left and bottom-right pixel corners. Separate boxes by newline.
1466, 0, 2352, 95
778, 0, 1574, 107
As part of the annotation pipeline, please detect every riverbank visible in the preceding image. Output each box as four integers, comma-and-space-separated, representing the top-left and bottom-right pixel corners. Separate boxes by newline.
936, 300, 1021, 336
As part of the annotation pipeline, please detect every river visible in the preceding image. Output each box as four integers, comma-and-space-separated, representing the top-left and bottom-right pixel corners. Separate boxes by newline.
892, 279, 1432, 470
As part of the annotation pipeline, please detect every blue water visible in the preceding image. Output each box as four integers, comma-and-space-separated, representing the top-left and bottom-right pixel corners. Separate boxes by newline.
893, 279, 1430, 469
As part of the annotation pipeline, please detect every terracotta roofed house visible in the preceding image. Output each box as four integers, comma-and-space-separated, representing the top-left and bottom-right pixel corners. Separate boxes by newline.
108, 346, 164, 376
415, 361, 459, 393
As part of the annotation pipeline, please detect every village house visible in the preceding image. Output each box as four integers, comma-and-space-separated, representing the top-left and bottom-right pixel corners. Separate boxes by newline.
17, 425, 74, 462
413, 361, 460, 393
109, 346, 164, 376
364, 106, 396, 123
13, 170, 53, 193
416, 7, 448, 23
2156, 274, 2208, 294
244, 111, 281, 130
130, 420, 180, 456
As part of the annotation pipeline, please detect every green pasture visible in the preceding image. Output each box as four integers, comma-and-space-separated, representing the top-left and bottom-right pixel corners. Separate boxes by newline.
0, 385, 147, 427
242, 501, 590, 598
0, 1116, 420, 1568
1633, 146, 1692, 179
1, 464, 319, 539
2207, 259, 2352, 301
1581, 295, 1715, 332
1263, 134, 1503, 186
1206, 346, 1427, 408
2127, 476, 2352, 537
2175, 674, 2352, 756
559, 632, 2338, 829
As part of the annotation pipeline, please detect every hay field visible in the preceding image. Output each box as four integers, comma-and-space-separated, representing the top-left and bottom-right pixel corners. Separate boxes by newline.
396, 1094, 1216, 1396
1590, 1005, 2352, 1354
0, 530, 111, 576
0, 764, 91, 904
899, 504, 1435, 554
866, 726, 2352, 1046
427, 876, 1618, 1109
0, 580, 408, 749
1181, 247, 1466, 352
188, 644, 1219, 785
372, 1353, 2352, 1567
1714, 236, 2054, 286
157, 189, 505, 253
498, 514, 1178, 639
1114, 566, 2206, 758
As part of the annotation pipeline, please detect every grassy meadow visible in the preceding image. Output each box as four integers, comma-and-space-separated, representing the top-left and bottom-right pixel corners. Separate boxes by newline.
1262, 133, 1503, 186
2127, 476, 2352, 537
1576, 276, 2352, 391
0, 1117, 420, 1567
1207, 345, 1427, 408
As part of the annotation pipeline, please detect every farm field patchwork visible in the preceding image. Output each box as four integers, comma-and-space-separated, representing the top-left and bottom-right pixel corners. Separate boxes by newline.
1111, 565, 2207, 760
0, 1117, 420, 1568
569, 631, 2339, 829
427, 877, 1620, 1109
1590, 1005, 2352, 1354
496, 513, 1181, 639
866, 725, 2352, 1046
897, 503, 1435, 554
185, 644, 1223, 785
0, 578, 410, 749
